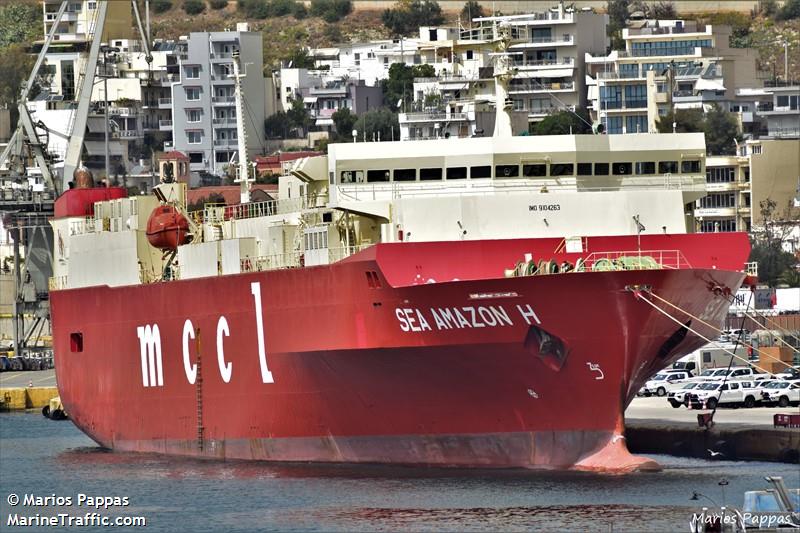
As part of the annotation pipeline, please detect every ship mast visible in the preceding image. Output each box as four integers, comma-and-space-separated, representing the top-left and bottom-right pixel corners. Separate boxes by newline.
231, 49, 252, 204
492, 22, 515, 138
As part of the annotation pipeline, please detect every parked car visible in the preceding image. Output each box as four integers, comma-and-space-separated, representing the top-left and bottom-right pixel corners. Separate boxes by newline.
667, 381, 701, 407
775, 367, 800, 380
760, 380, 800, 407
690, 368, 731, 381
686, 380, 753, 409
639, 371, 692, 397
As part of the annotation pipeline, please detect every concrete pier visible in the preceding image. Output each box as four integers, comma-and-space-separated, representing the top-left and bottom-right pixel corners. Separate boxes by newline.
626, 397, 800, 464
0, 386, 59, 410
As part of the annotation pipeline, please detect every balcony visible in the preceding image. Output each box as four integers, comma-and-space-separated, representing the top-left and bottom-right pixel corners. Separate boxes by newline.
212, 117, 237, 126
212, 96, 235, 105
528, 106, 569, 117
109, 107, 138, 117
508, 81, 574, 94
214, 138, 238, 147
402, 112, 469, 123
510, 35, 574, 48
510, 57, 574, 69
112, 130, 142, 139
211, 51, 234, 61
158, 97, 172, 108
159, 120, 173, 130
766, 127, 800, 138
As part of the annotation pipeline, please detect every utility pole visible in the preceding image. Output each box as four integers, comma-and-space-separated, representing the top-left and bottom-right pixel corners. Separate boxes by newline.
99, 46, 119, 183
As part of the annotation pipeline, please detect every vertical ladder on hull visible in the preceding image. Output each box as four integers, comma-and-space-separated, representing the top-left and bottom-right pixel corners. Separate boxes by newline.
195, 328, 204, 452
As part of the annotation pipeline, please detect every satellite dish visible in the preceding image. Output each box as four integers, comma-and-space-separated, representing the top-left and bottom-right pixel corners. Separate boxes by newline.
592, 122, 606, 134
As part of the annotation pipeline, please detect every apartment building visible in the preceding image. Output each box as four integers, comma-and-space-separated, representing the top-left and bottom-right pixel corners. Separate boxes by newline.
170, 27, 268, 176
586, 20, 761, 135
759, 85, 800, 139
698, 138, 800, 233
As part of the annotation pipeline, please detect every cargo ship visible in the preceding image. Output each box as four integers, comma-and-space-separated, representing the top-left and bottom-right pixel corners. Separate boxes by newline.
48, 36, 752, 472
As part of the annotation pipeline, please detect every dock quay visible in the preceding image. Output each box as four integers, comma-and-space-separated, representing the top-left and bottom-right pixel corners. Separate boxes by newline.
626, 397, 800, 464
0, 386, 59, 410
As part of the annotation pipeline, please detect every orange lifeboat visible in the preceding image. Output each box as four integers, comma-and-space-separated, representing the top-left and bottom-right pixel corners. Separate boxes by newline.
146, 206, 191, 251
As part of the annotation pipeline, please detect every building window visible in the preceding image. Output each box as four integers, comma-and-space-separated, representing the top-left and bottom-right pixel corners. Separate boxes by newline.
612, 162, 632, 175
522, 164, 546, 177
659, 161, 678, 174
606, 116, 622, 134
635, 161, 656, 174
750, 144, 762, 155
186, 66, 200, 79
577, 163, 593, 176
594, 163, 610, 176
624, 85, 647, 109
466, 50, 474, 60
367, 169, 390, 182
600, 86, 622, 110
88, 1, 97, 9
186, 87, 200, 101
393, 168, 416, 181
446, 167, 467, 180
550, 163, 574, 176
700, 219, 737, 232
699, 192, 735, 208
619, 63, 639, 78
187, 109, 201, 123
496, 165, 519, 178
470, 166, 491, 179
625, 115, 647, 133
187, 131, 203, 144
420, 168, 443, 180
706, 166, 735, 183
681, 160, 701, 173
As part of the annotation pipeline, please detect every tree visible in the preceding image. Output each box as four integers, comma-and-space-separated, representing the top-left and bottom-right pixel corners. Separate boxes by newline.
332, 107, 356, 139
382, 0, 444, 36
310, 0, 352, 22
265, 111, 291, 138
655, 108, 705, 134
749, 199, 799, 287
460, 1, 485, 25
651, 1, 677, 19
292, 1, 308, 18
353, 108, 399, 142
0, 44, 35, 127
382, 63, 436, 109
606, 0, 629, 51
531, 107, 592, 135
209, 0, 228, 9
183, 0, 206, 15
287, 98, 312, 134
286, 47, 315, 68
152, 0, 173, 13
777, 0, 800, 20
703, 104, 741, 156
0, 3, 39, 49
762, 0, 778, 17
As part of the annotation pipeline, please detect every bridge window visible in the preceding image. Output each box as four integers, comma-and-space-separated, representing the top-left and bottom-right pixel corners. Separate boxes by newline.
550, 163, 574, 177
420, 168, 442, 180
446, 167, 467, 180
612, 162, 632, 175
470, 165, 491, 178
340, 170, 364, 183
594, 163, 609, 175
681, 160, 701, 173
393, 168, 416, 181
636, 161, 656, 174
659, 161, 678, 174
496, 165, 519, 178
522, 164, 546, 177
367, 170, 390, 182
577, 163, 593, 176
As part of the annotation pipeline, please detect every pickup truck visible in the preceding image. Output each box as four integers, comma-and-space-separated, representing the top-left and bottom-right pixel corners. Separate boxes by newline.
639, 371, 692, 397
760, 380, 800, 407
686, 380, 758, 409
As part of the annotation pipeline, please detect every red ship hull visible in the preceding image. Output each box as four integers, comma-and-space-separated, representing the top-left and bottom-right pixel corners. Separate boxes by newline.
51, 233, 750, 472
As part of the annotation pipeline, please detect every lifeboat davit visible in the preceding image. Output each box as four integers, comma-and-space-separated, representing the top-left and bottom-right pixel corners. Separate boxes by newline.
146, 205, 191, 251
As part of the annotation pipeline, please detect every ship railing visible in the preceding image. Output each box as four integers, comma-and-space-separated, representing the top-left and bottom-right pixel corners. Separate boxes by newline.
240, 245, 371, 273
48, 276, 68, 290
337, 175, 705, 200
195, 198, 308, 224
68, 217, 96, 236
582, 250, 692, 271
